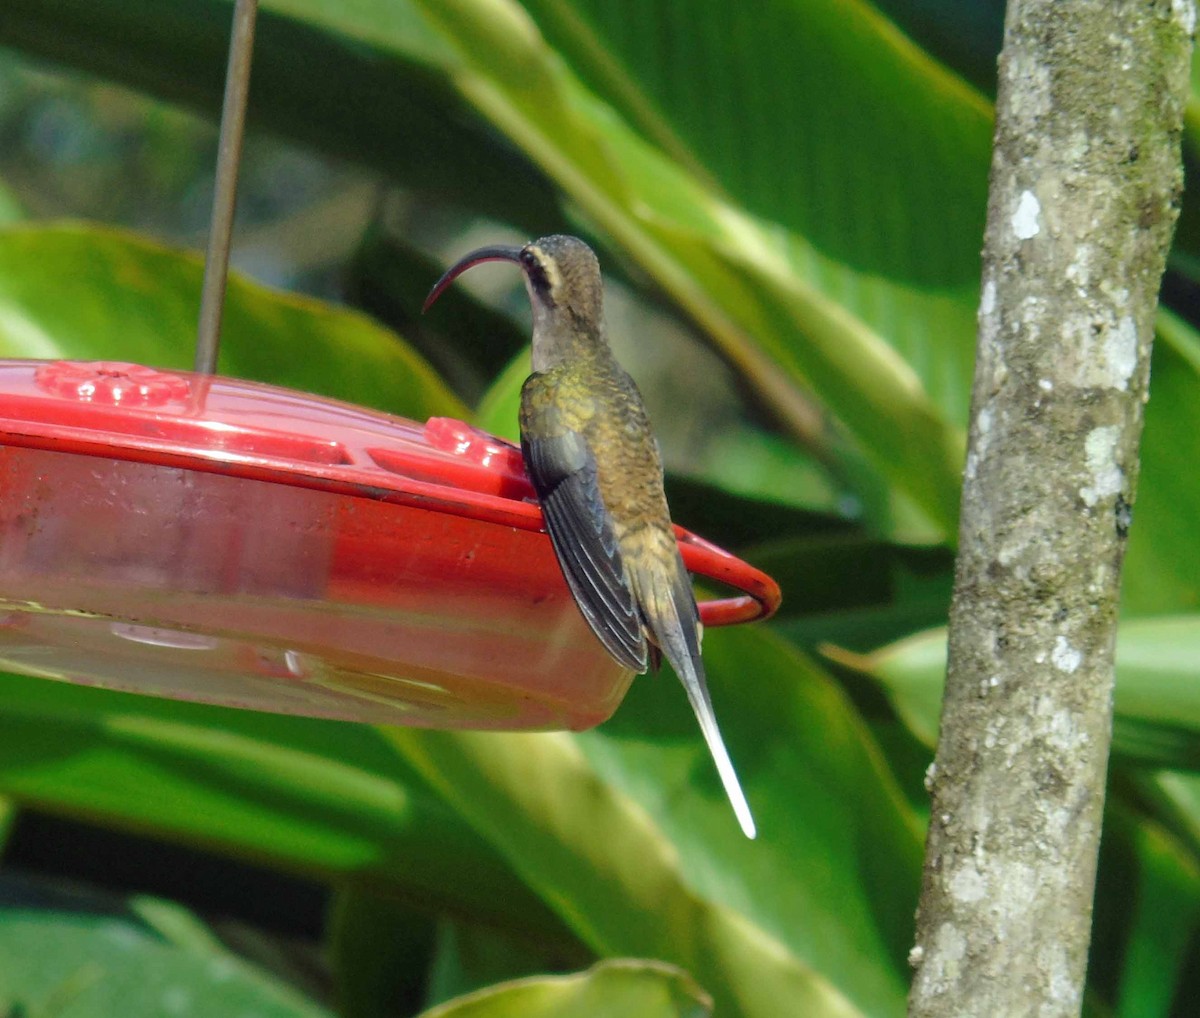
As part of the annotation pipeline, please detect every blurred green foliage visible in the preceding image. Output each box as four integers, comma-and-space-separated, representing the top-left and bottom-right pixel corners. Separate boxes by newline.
0, 2, 1198, 1016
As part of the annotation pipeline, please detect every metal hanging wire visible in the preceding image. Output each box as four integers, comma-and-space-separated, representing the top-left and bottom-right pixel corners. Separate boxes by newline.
194, 0, 259, 375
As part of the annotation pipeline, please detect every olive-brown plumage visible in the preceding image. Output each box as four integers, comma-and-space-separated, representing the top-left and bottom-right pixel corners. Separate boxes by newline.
425, 234, 755, 838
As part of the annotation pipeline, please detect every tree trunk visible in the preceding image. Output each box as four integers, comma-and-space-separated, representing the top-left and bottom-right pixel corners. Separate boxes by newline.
907, 3, 1193, 1017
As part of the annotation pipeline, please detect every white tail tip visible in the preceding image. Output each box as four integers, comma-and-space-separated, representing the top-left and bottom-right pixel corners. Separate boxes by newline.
710, 727, 757, 840
684, 677, 757, 839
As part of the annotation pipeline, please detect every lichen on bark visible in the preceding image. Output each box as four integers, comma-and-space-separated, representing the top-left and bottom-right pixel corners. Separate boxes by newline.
907, 3, 1194, 1017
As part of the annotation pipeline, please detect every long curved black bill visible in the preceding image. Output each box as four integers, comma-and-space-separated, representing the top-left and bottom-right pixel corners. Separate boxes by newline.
422, 245, 524, 312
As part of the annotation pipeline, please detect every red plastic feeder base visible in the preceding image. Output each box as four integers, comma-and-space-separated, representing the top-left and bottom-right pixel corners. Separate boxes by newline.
0, 361, 779, 730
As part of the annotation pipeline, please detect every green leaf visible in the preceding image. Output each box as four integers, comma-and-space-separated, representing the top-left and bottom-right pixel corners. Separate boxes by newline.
520, 0, 990, 295
868, 0, 1003, 95
674, 428, 846, 518
829, 628, 946, 749
416, 959, 710, 1018
328, 889, 436, 1018
407, 0, 984, 539
756, 535, 953, 627
1142, 771, 1200, 880
0, 222, 465, 419
1111, 815, 1200, 1017
838, 616, 1200, 767
0, 797, 14, 853
423, 921, 576, 1011
388, 626, 923, 1018
473, 346, 528, 444
1122, 311, 1200, 614
0, 673, 570, 948
0, 180, 22, 226
0, 873, 331, 1018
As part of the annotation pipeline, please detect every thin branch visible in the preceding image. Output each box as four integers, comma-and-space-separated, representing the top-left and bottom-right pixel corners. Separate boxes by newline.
908, 3, 1193, 1016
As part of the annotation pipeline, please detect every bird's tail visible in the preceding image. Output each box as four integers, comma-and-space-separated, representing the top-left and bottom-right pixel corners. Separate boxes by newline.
633, 553, 756, 840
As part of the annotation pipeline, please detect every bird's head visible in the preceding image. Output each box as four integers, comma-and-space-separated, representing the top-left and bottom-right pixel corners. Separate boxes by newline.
424, 234, 606, 368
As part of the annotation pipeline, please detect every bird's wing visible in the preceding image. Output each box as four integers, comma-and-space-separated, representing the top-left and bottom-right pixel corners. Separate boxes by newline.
520, 374, 648, 672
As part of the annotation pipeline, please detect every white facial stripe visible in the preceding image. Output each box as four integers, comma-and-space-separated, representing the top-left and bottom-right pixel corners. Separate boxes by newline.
527, 244, 562, 296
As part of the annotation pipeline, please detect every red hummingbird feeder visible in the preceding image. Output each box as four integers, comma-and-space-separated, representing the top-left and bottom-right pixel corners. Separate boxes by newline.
0, 1, 779, 732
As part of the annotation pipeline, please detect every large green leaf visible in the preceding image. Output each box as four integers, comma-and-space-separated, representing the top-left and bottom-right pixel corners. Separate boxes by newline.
0, 674, 571, 948
0, 222, 465, 418
415, 959, 711, 1018
1105, 778, 1200, 1012
328, 889, 437, 1018
1122, 312, 1200, 614
421, 920, 570, 1012
838, 616, 1200, 768
404, 0, 982, 539
870, 0, 1004, 95
0, 873, 332, 1018
473, 346, 529, 444
1107, 814, 1200, 1017
1143, 772, 1200, 877
388, 625, 923, 1018
519, 0, 988, 293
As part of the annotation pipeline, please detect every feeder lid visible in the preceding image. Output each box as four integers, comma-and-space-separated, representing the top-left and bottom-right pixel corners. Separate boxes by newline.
0, 360, 779, 729
16, 358, 537, 517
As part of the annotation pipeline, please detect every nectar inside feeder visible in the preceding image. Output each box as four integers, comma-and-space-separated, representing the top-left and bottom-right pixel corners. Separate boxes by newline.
0, 359, 779, 730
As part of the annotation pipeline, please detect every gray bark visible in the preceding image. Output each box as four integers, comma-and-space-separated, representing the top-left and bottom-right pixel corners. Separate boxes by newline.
907, 3, 1193, 1017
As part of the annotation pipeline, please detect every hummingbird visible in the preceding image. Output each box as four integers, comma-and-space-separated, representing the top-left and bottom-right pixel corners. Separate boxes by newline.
425, 234, 755, 839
